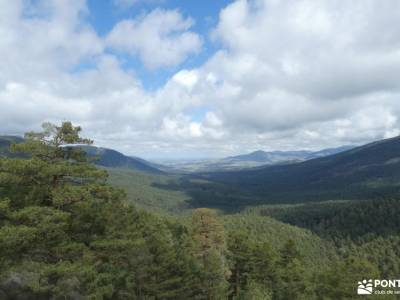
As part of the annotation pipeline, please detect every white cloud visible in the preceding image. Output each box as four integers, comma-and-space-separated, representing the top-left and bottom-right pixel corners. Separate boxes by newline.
189, 0, 400, 151
172, 70, 199, 90
211, 0, 400, 100
0, 0, 103, 83
106, 9, 202, 69
1, 0, 400, 159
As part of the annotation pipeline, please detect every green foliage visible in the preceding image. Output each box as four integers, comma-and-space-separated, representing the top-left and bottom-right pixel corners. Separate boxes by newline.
222, 213, 337, 269
0, 136, 24, 158
255, 199, 400, 280
107, 167, 191, 214
346, 236, 400, 278
191, 208, 230, 299
259, 199, 400, 240
0, 122, 200, 299
316, 257, 381, 300
81, 145, 163, 174
200, 136, 400, 205
0, 122, 394, 299
273, 239, 308, 300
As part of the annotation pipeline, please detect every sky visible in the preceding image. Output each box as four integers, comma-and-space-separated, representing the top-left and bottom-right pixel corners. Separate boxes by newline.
1, 0, 400, 159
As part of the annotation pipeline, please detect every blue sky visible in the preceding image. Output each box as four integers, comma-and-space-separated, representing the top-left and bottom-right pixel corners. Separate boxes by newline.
1, 0, 400, 159
87, 0, 232, 90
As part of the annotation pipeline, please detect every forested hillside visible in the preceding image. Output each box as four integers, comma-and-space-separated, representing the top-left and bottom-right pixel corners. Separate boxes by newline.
106, 136, 400, 212
80, 145, 162, 174
200, 136, 400, 204
159, 146, 353, 173
257, 199, 400, 240
0, 136, 24, 157
107, 168, 191, 214
0, 136, 161, 174
0, 122, 397, 299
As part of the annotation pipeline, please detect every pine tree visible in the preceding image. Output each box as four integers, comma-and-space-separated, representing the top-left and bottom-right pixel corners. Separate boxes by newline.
227, 230, 253, 298
274, 239, 308, 300
191, 208, 230, 299
0, 122, 134, 298
316, 256, 381, 299
249, 241, 276, 293
0, 122, 208, 299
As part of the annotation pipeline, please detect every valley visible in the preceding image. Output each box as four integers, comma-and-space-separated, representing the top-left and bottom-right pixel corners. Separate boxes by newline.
155, 145, 354, 173
2, 1, 399, 298
1, 129, 400, 299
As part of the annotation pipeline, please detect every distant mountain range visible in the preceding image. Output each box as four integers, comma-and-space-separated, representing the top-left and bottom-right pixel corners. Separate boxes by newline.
202, 136, 400, 203
0, 135, 355, 173
4, 134, 400, 205
79, 146, 163, 174
226, 146, 354, 163
0, 136, 162, 174
161, 145, 354, 173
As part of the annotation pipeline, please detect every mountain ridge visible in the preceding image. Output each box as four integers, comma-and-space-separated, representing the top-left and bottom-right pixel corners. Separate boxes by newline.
226, 145, 354, 163
0, 136, 162, 174
161, 145, 355, 173
200, 135, 400, 203
79, 145, 163, 174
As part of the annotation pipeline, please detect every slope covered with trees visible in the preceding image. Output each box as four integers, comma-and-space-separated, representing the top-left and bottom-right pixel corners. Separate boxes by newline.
0, 136, 24, 157
258, 199, 400, 240
0, 122, 393, 299
199, 136, 400, 204
0, 136, 162, 174
80, 145, 163, 174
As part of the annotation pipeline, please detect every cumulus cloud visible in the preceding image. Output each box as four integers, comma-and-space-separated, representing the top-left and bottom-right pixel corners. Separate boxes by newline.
106, 9, 202, 69
212, 0, 400, 100
0, 1, 206, 157
1, 0, 400, 159
191, 0, 400, 150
